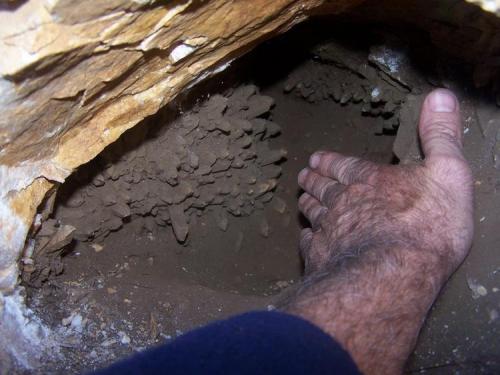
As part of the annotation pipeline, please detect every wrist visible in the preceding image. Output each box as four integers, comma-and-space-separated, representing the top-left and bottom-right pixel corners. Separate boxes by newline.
281, 243, 449, 375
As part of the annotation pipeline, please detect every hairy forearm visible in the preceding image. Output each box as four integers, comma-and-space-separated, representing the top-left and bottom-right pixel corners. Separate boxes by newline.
281, 244, 449, 375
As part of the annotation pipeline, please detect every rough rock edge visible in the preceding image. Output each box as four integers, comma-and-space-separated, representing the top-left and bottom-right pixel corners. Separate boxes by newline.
0, 288, 60, 371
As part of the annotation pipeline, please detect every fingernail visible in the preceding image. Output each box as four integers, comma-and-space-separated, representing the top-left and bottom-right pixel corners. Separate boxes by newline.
298, 168, 308, 183
310, 154, 320, 168
428, 89, 457, 113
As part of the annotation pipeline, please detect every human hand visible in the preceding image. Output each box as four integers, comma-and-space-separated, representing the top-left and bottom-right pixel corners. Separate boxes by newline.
298, 89, 473, 279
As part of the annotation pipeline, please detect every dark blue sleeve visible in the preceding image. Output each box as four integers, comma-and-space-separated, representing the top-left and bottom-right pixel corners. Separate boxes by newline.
93, 311, 361, 375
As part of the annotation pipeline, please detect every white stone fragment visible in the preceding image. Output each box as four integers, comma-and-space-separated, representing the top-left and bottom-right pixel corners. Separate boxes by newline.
467, 277, 488, 299
170, 44, 196, 63
0, 289, 59, 369
118, 331, 131, 345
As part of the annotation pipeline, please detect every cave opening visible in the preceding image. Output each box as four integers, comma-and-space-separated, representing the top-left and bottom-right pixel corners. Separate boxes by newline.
21, 14, 500, 374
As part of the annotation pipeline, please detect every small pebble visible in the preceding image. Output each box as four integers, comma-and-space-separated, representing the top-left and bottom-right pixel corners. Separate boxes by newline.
70, 314, 84, 332
91, 243, 104, 253
101, 339, 117, 347
488, 309, 499, 323
272, 197, 287, 214
118, 331, 131, 345
467, 277, 488, 299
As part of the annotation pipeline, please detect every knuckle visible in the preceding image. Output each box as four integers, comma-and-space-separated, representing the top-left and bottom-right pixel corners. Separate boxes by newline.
305, 203, 316, 218
322, 183, 344, 206
318, 181, 335, 201
421, 120, 461, 144
311, 207, 327, 228
307, 171, 318, 187
337, 157, 376, 183
311, 176, 323, 195
338, 157, 354, 179
313, 205, 327, 220
299, 231, 313, 251
425, 130, 459, 148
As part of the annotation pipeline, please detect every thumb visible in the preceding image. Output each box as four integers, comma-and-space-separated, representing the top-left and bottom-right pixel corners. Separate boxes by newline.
418, 89, 464, 161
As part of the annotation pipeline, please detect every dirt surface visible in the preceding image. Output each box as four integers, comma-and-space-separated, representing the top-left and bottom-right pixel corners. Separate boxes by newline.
22, 20, 499, 374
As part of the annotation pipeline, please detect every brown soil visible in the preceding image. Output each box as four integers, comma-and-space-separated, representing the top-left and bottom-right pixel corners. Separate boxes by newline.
23, 20, 499, 374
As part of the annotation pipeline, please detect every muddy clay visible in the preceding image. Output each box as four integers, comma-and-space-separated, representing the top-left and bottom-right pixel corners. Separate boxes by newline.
21, 20, 499, 374
283, 39, 420, 133
23, 86, 286, 288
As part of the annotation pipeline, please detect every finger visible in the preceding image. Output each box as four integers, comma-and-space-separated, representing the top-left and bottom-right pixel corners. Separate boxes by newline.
418, 88, 464, 161
299, 229, 330, 274
298, 193, 327, 228
298, 168, 343, 205
308, 151, 377, 185
299, 228, 313, 254
299, 228, 320, 274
